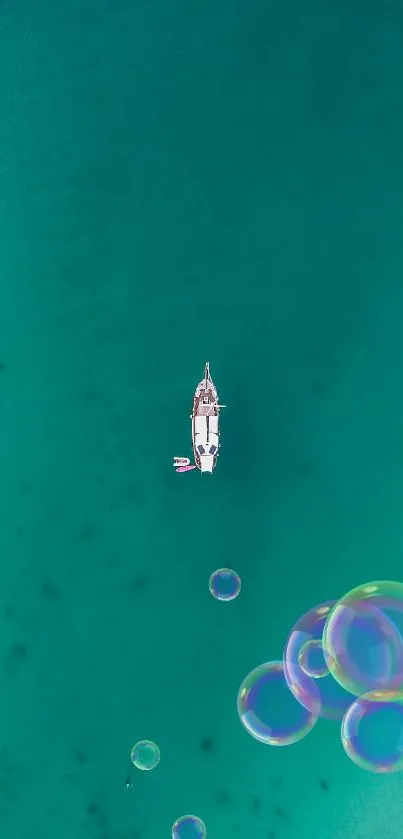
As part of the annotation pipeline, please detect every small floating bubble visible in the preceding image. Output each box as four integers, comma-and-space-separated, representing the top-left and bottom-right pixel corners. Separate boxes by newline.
209, 568, 241, 602
130, 740, 160, 771
298, 639, 329, 679
172, 814, 207, 839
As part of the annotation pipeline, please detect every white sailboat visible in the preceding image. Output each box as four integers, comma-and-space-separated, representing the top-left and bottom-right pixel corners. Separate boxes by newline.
173, 362, 226, 474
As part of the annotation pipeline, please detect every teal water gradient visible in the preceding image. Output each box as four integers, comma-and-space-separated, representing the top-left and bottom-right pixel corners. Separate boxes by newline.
1, 0, 403, 837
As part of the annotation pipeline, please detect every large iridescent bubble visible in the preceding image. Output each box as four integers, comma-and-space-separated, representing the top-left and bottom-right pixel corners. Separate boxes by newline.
341, 689, 403, 773
237, 661, 318, 746
284, 601, 356, 720
323, 581, 403, 698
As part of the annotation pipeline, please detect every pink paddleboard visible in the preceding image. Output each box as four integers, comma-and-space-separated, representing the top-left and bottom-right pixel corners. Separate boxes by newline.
173, 456, 196, 473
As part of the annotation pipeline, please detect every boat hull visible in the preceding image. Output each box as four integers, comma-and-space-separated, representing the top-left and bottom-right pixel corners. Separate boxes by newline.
191, 362, 221, 472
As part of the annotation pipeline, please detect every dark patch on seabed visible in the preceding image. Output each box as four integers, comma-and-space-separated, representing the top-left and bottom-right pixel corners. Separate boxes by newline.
5, 642, 29, 677
84, 800, 110, 831
271, 777, 283, 790
215, 787, 231, 806
72, 747, 88, 766
80, 524, 97, 542
130, 573, 149, 592
41, 580, 61, 602
249, 793, 263, 813
200, 735, 215, 754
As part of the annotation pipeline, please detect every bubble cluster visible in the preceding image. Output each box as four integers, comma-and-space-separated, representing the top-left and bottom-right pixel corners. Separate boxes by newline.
234, 581, 403, 774
209, 568, 241, 602
127, 577, 403, 839
130, 740, 160, 771
237, 660, 318, 745
172, 814, 207, 839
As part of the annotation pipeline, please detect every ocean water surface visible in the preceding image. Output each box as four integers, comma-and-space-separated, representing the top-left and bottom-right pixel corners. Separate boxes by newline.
1, 0, 403, 837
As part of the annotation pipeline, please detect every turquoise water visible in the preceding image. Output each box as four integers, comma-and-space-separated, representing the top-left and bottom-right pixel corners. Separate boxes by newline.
2, 0, 403, 836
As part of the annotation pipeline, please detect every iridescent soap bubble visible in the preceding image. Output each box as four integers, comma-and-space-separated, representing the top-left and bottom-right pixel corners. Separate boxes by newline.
341, 689, 403, 773
323, 581, 403, 698
298, 639, 329, 679
284, 601, 356, 720
237, 660, 318, 746
172, 814, 207, 839
130, 740, 160, 771
209, 568, 241, 601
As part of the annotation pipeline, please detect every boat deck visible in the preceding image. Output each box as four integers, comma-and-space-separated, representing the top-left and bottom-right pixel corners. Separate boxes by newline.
194, 389, 219, 416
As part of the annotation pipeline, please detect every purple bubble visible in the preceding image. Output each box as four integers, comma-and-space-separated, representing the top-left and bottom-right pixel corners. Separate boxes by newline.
237, 660, 318, 746
172, 814, 207, 839
284, 601, 356, 720
341, 689, 403, 773
323, 582, 403, 697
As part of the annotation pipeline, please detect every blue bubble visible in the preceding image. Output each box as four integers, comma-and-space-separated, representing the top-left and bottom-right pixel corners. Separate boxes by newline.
237, 660, 318, 746
323, 581, 403, 697
341, 690, 403, 773
209, 568, 241, 601
130, 740, 160, 771
298, 639, 329, 678
284, 601, 356, 721
172, 814, 207, 839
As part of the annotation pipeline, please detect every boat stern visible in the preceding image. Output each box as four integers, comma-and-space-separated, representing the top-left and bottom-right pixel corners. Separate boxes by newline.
199, 454, 214, 473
